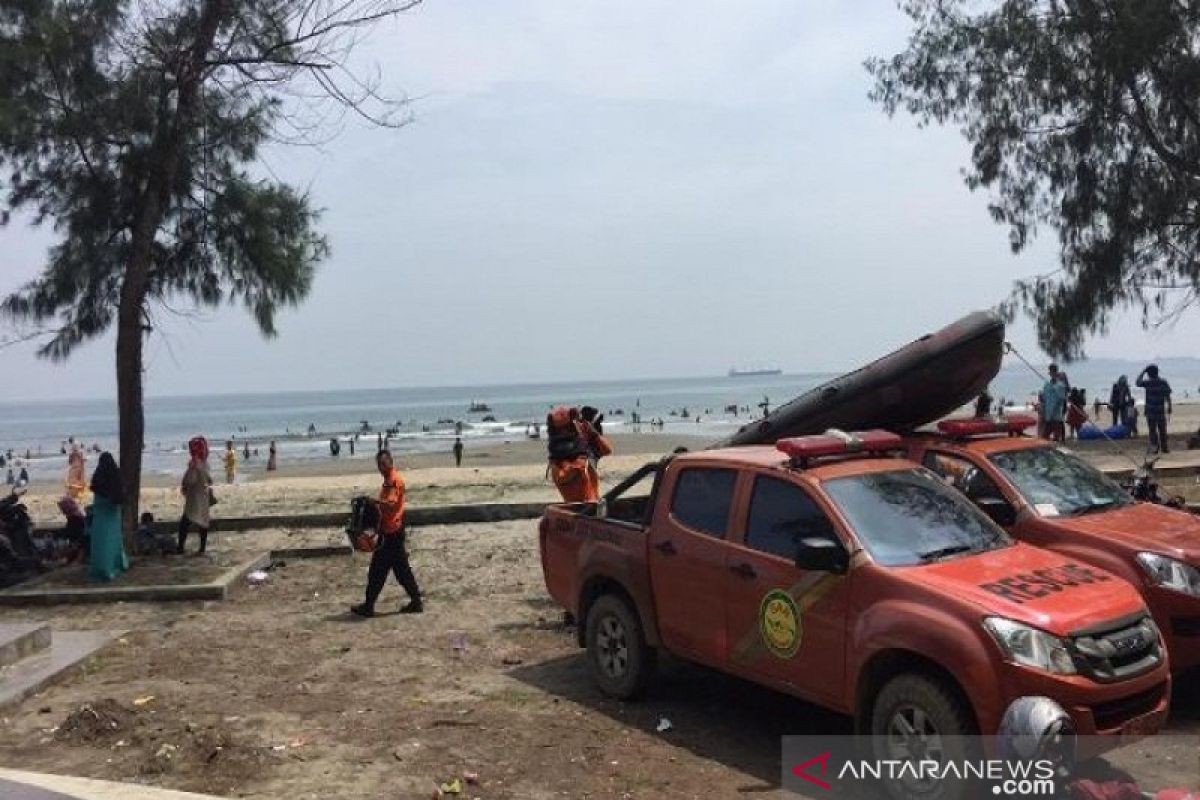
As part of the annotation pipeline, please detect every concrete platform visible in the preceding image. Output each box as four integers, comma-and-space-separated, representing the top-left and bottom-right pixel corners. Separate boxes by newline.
34, 499, 548, 537
0, 554, 268, 607
0, 623, 51, 667
0, 630, 123, 709
0, 769, 225, 799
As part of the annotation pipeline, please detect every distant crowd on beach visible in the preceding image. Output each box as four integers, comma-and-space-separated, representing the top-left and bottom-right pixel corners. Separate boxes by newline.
977, 362, 1199, 453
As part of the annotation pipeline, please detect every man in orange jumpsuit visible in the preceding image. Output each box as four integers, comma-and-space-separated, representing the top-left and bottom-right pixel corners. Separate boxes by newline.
547, 406, 612, 502
351, 450, 423, 617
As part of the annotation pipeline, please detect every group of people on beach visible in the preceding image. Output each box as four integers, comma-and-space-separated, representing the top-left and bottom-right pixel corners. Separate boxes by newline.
1035, 363, 1175, 452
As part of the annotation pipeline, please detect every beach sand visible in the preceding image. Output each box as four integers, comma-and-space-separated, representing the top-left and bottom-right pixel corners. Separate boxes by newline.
15, 404, 1200, 525
18, 432, 711, 524
0, 520, 1195, 798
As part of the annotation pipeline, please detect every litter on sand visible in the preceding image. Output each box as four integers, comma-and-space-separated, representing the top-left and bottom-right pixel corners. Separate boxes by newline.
656, 718, 673, 733
132, 695, 155, 707
246, 570, 269, 585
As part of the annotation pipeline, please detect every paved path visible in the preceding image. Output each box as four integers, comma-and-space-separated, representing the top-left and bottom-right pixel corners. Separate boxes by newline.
0, 770, 225, 800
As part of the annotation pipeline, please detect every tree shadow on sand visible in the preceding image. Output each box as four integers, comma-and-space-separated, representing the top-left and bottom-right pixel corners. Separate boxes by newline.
507, 652, 851, 794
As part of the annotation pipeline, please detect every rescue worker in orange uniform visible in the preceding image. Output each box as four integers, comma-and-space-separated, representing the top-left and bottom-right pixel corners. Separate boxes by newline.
351, 450, 423, 617
546, 406, 612, 502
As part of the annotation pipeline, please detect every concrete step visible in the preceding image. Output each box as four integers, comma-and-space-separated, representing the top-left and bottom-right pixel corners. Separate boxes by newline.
0, 630, 123, 710
0, 623, 51, 667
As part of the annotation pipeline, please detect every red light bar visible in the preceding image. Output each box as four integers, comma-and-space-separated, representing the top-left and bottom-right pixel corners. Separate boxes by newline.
937, 414, 1037, 437
776, 429, 904, 462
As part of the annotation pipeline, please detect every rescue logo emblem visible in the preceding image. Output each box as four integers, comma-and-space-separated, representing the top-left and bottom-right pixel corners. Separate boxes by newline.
759, 589, 802, 658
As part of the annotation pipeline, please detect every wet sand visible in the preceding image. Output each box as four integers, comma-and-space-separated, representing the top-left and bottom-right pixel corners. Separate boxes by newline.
15, 404, 1200, 525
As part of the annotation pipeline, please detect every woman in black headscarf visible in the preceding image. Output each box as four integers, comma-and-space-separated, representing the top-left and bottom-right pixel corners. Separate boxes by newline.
88, 452, 128, 581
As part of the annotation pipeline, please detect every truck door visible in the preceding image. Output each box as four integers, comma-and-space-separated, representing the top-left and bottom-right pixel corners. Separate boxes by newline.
647, 466, 738, 665
724, 475, 850, 706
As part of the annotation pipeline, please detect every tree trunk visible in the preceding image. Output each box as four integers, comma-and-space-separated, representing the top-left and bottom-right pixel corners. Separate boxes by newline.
112, 0, 229, 545
115, 294, 145, 548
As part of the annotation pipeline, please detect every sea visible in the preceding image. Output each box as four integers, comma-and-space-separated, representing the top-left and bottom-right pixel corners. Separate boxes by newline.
2, 358, 1199, 482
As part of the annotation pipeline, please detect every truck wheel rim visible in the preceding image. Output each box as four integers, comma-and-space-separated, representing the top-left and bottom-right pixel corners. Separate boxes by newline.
596, 615, 629, 678
885, 704, 942, 792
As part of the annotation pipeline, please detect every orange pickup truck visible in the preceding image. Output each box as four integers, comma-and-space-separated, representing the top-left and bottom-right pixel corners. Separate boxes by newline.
538, 431, 1170, 748
906, 415, 1200, 673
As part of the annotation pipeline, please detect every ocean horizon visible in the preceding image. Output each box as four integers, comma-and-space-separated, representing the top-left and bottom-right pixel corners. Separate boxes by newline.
4, 359, 1199, 482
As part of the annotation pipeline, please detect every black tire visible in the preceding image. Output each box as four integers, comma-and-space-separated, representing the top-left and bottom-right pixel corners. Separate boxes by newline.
868, 674, 976, 800
585, 594, 655, 699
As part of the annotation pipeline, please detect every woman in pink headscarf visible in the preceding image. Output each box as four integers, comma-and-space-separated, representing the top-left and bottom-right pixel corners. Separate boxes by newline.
178, 436, 213, 555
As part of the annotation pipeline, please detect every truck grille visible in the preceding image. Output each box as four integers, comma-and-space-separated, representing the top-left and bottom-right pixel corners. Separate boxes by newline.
1067, 613, 1162, 683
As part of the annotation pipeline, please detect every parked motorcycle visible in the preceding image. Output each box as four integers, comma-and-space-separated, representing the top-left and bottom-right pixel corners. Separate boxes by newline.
1122, 457, 1188, 509
0, 481, 42, 587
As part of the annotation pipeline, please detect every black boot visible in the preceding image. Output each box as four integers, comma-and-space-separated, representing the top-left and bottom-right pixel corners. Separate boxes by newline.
350, 603, 375, 618
399, 599, 423, 614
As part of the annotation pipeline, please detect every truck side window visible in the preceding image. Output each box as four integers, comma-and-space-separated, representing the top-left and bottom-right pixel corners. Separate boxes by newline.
746, 476, 835, 560
670, 468, 737, 537
922, 452, 1003, 501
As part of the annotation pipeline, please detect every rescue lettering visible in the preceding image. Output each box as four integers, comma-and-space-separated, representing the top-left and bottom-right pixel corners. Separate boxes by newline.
979, 563, 1111, 604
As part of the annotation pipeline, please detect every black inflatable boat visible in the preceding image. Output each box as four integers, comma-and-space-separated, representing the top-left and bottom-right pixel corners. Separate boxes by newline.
714, 311, 1005, 448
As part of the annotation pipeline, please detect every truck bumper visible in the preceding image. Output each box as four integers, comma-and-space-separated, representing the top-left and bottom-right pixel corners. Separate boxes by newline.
1149, 589, 1200, 672
996, 663, 1171, 738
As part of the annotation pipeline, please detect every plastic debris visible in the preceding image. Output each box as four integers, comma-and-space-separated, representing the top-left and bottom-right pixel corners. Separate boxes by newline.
246, 570, 269, 585
656, 717, 673, 733
132, 695, 155, 707
439, 777, 463, 794
463, 771, 479, 785
154, 743, 178, 760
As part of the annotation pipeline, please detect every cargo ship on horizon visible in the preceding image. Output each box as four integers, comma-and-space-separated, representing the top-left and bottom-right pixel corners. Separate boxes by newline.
727, 366, 782, 378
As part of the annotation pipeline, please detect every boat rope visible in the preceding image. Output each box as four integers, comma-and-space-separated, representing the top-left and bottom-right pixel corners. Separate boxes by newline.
1002, 342, 1145, 469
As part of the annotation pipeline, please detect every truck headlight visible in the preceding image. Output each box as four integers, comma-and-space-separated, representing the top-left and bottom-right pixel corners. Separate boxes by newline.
1136, 553, 1200, 596
983, 617, 1077, 675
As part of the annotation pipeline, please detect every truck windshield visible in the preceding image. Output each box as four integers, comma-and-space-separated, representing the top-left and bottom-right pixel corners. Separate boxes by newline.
987, 446, 1131, 517
823, 469, 1010, 567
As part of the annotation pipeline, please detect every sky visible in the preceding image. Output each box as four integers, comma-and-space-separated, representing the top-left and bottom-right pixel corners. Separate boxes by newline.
3, 0, 1199, 402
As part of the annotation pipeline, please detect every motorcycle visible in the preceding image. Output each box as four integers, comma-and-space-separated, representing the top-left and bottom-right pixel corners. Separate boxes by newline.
1122, 457, 1188, 509
0, 481, 44, 587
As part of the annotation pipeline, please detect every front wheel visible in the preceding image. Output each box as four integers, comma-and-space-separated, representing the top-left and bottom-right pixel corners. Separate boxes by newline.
585, 594, 655, 699
868, 674, 976, 800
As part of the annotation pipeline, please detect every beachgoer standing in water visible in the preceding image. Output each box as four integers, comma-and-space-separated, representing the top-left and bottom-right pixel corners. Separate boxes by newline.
350, 450, 422, 617
223, 440, 238, 484
453, 437, 464, 467
1137, 364, 1173, 453
178, 437, 213, 555
88, 452, 128, 581
267, 440, 277, 471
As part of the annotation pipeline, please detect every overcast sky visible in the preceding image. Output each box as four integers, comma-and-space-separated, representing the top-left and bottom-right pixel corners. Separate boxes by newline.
3, 0, 1199, 402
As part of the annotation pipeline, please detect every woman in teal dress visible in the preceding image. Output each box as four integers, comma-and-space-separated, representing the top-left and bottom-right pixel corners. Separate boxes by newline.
88, 452, 129, 582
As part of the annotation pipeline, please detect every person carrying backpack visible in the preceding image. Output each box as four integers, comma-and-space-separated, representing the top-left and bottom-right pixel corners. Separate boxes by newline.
546, 406, 611, 502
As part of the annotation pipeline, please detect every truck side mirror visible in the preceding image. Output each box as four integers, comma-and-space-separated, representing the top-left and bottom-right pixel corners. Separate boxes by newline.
795, 536, 848, 575
975, 496, 1016, 527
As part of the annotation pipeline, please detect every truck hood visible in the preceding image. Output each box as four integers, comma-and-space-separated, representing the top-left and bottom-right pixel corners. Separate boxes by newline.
1049, 503, 1200, 562
910, 543, 1147, 637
